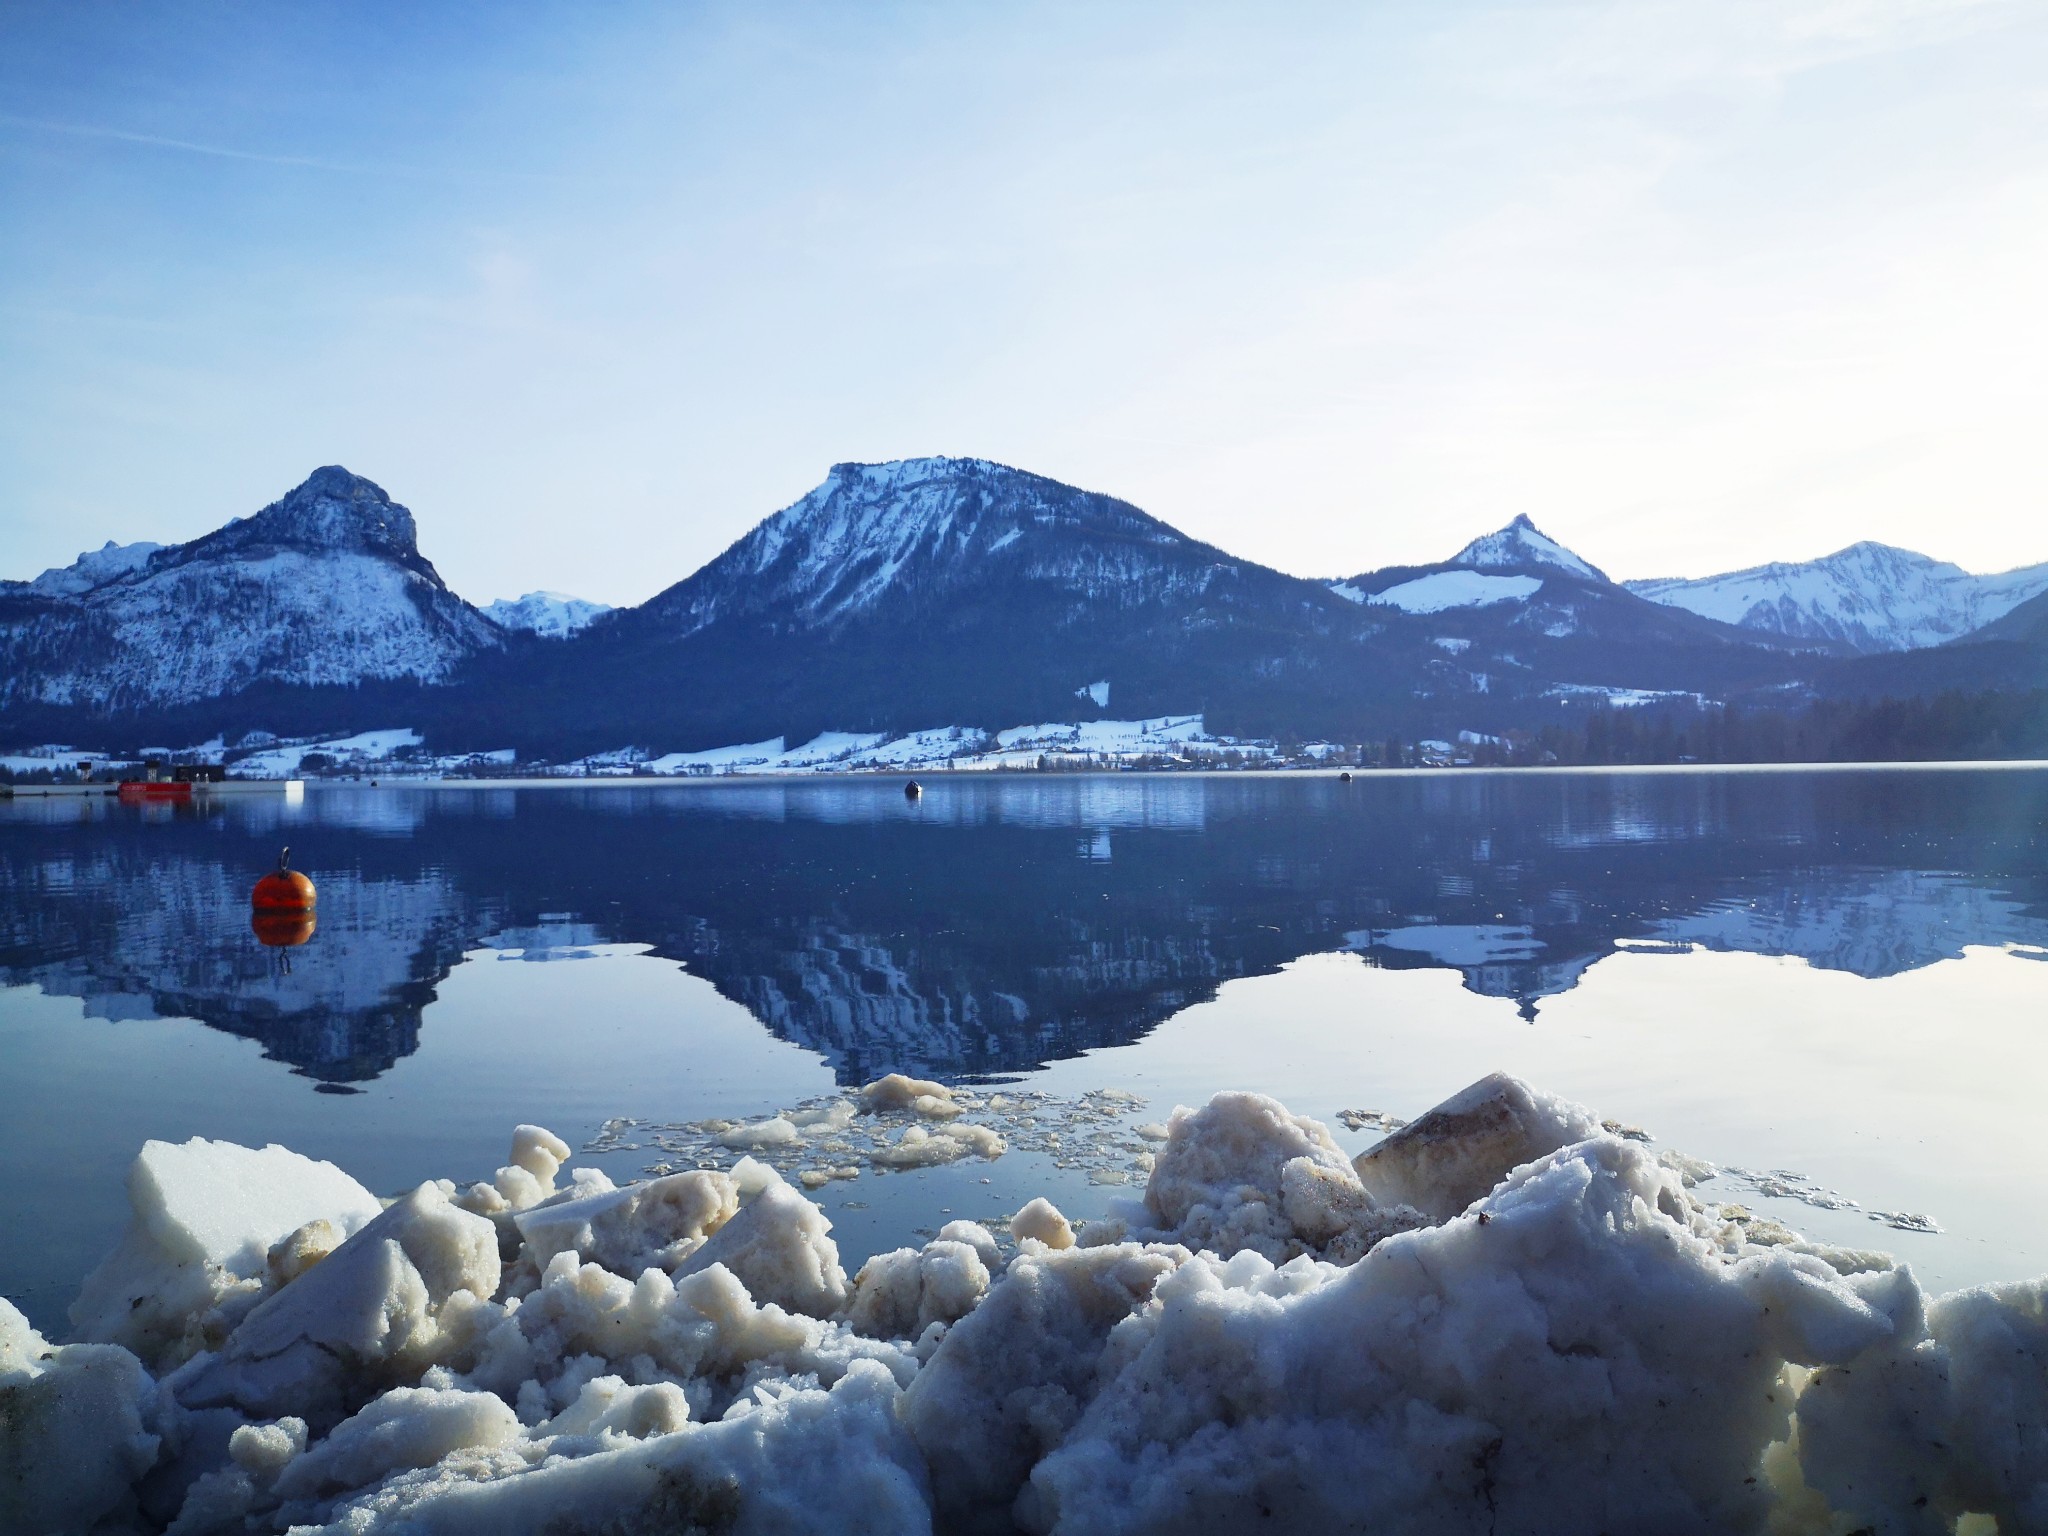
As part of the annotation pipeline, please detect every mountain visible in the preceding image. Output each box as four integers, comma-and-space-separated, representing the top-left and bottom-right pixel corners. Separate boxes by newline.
1323, 512, 1827, 714
1448, 512, 1608, 581
482, 591, 614, 639
491, 456, 1414, 755
2, 458, 2037, 758
0, 466, 500, 717
635, 456, 1275, 636
1626, 542, 2048, 653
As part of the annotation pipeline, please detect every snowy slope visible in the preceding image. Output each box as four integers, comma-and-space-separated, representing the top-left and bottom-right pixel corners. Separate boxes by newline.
482, 591, 614, 638
1626, 542, 2048, 652
0, 466, 500, 710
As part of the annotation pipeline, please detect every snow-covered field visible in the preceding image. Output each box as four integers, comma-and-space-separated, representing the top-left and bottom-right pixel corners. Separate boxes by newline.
6, 1071, 2039, 1534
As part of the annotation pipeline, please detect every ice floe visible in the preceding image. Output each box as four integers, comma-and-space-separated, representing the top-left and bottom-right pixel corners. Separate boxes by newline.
5, 1073, 2045, 1534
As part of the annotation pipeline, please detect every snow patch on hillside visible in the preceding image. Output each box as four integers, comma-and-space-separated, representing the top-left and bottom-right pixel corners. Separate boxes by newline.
1369, 572, 1543, 613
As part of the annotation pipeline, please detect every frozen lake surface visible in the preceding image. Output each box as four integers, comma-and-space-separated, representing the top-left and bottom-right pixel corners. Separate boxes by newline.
2, 766, 2044, 1332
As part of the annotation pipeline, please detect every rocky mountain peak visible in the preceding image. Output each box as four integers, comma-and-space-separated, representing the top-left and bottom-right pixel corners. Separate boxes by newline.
1450, 514, 1607, 582
236, 466, 421, 558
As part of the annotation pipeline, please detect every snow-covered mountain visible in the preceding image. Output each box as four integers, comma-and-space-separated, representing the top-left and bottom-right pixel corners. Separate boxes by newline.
511, 455, 1396, 754
482, 590, 614, 639
638, 456, 1221, 636
1450, 513, 1608, 581
0, 466, 500, 711
1625, 542, 2048, 653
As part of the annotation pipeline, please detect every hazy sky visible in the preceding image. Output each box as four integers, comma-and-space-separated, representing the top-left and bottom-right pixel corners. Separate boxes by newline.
4, 1, 2046, 606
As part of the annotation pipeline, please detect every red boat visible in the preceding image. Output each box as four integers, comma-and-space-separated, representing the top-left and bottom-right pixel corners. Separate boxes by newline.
117, 780, 193, 802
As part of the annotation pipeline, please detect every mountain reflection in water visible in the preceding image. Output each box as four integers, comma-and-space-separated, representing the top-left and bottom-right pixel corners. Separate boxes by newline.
2, 770, 2043, 1086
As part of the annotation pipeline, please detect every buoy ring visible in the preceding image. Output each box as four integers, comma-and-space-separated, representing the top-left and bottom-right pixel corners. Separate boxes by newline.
252, 846, 317, 911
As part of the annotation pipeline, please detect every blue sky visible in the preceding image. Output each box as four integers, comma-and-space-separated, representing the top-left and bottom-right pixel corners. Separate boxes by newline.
4, 1, 2046, 606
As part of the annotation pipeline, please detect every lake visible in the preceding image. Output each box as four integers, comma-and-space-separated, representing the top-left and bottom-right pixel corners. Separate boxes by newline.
3, 766, 2044, 1335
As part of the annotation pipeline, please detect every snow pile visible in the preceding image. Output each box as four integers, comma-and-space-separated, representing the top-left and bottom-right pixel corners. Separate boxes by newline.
7, 1076, 2046, 1533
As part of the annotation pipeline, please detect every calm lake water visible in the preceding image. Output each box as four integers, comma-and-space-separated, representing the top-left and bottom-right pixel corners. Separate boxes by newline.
3, 767, 2044, 1333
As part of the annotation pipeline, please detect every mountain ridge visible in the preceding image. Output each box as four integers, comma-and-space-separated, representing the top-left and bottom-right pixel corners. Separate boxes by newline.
2, 458, 2039, 755
1626, 541, 2048, 652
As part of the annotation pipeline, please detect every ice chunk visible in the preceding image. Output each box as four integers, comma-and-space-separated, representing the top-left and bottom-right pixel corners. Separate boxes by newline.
859, 1073, 960, 1117
484, 1250, 914, 1415
787, 1099, 857, 1134
172, 1181, 500, 1428
1023, 1137, 1895, 1534
268, 1217, 350, 1288
1351, 1071, 1604, 1221
509, 1125, 570, 1184
540, 1375, 692, 1441
936, 1220, 1002, 1272
669, 1181, 849, 1318
303, 1360, 928, 1534
873, 1123, 1005, 1170
718, 1116, 803, 1150
513, 1170, 738, 1277
490, 1125, 573, 1212
1143, 1090, 1387, 1261
1009, 1197, 1074, 1250
0, 1296, 163, 1535
272, 1386, 521, 1504
846, 1240, 991, 1339
902, 1242, 1186, 1526
69, 1137, 383, 1368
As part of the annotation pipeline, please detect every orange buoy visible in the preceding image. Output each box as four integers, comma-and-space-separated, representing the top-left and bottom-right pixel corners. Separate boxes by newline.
252, 847, 316, 912
252, 910, 316, 947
